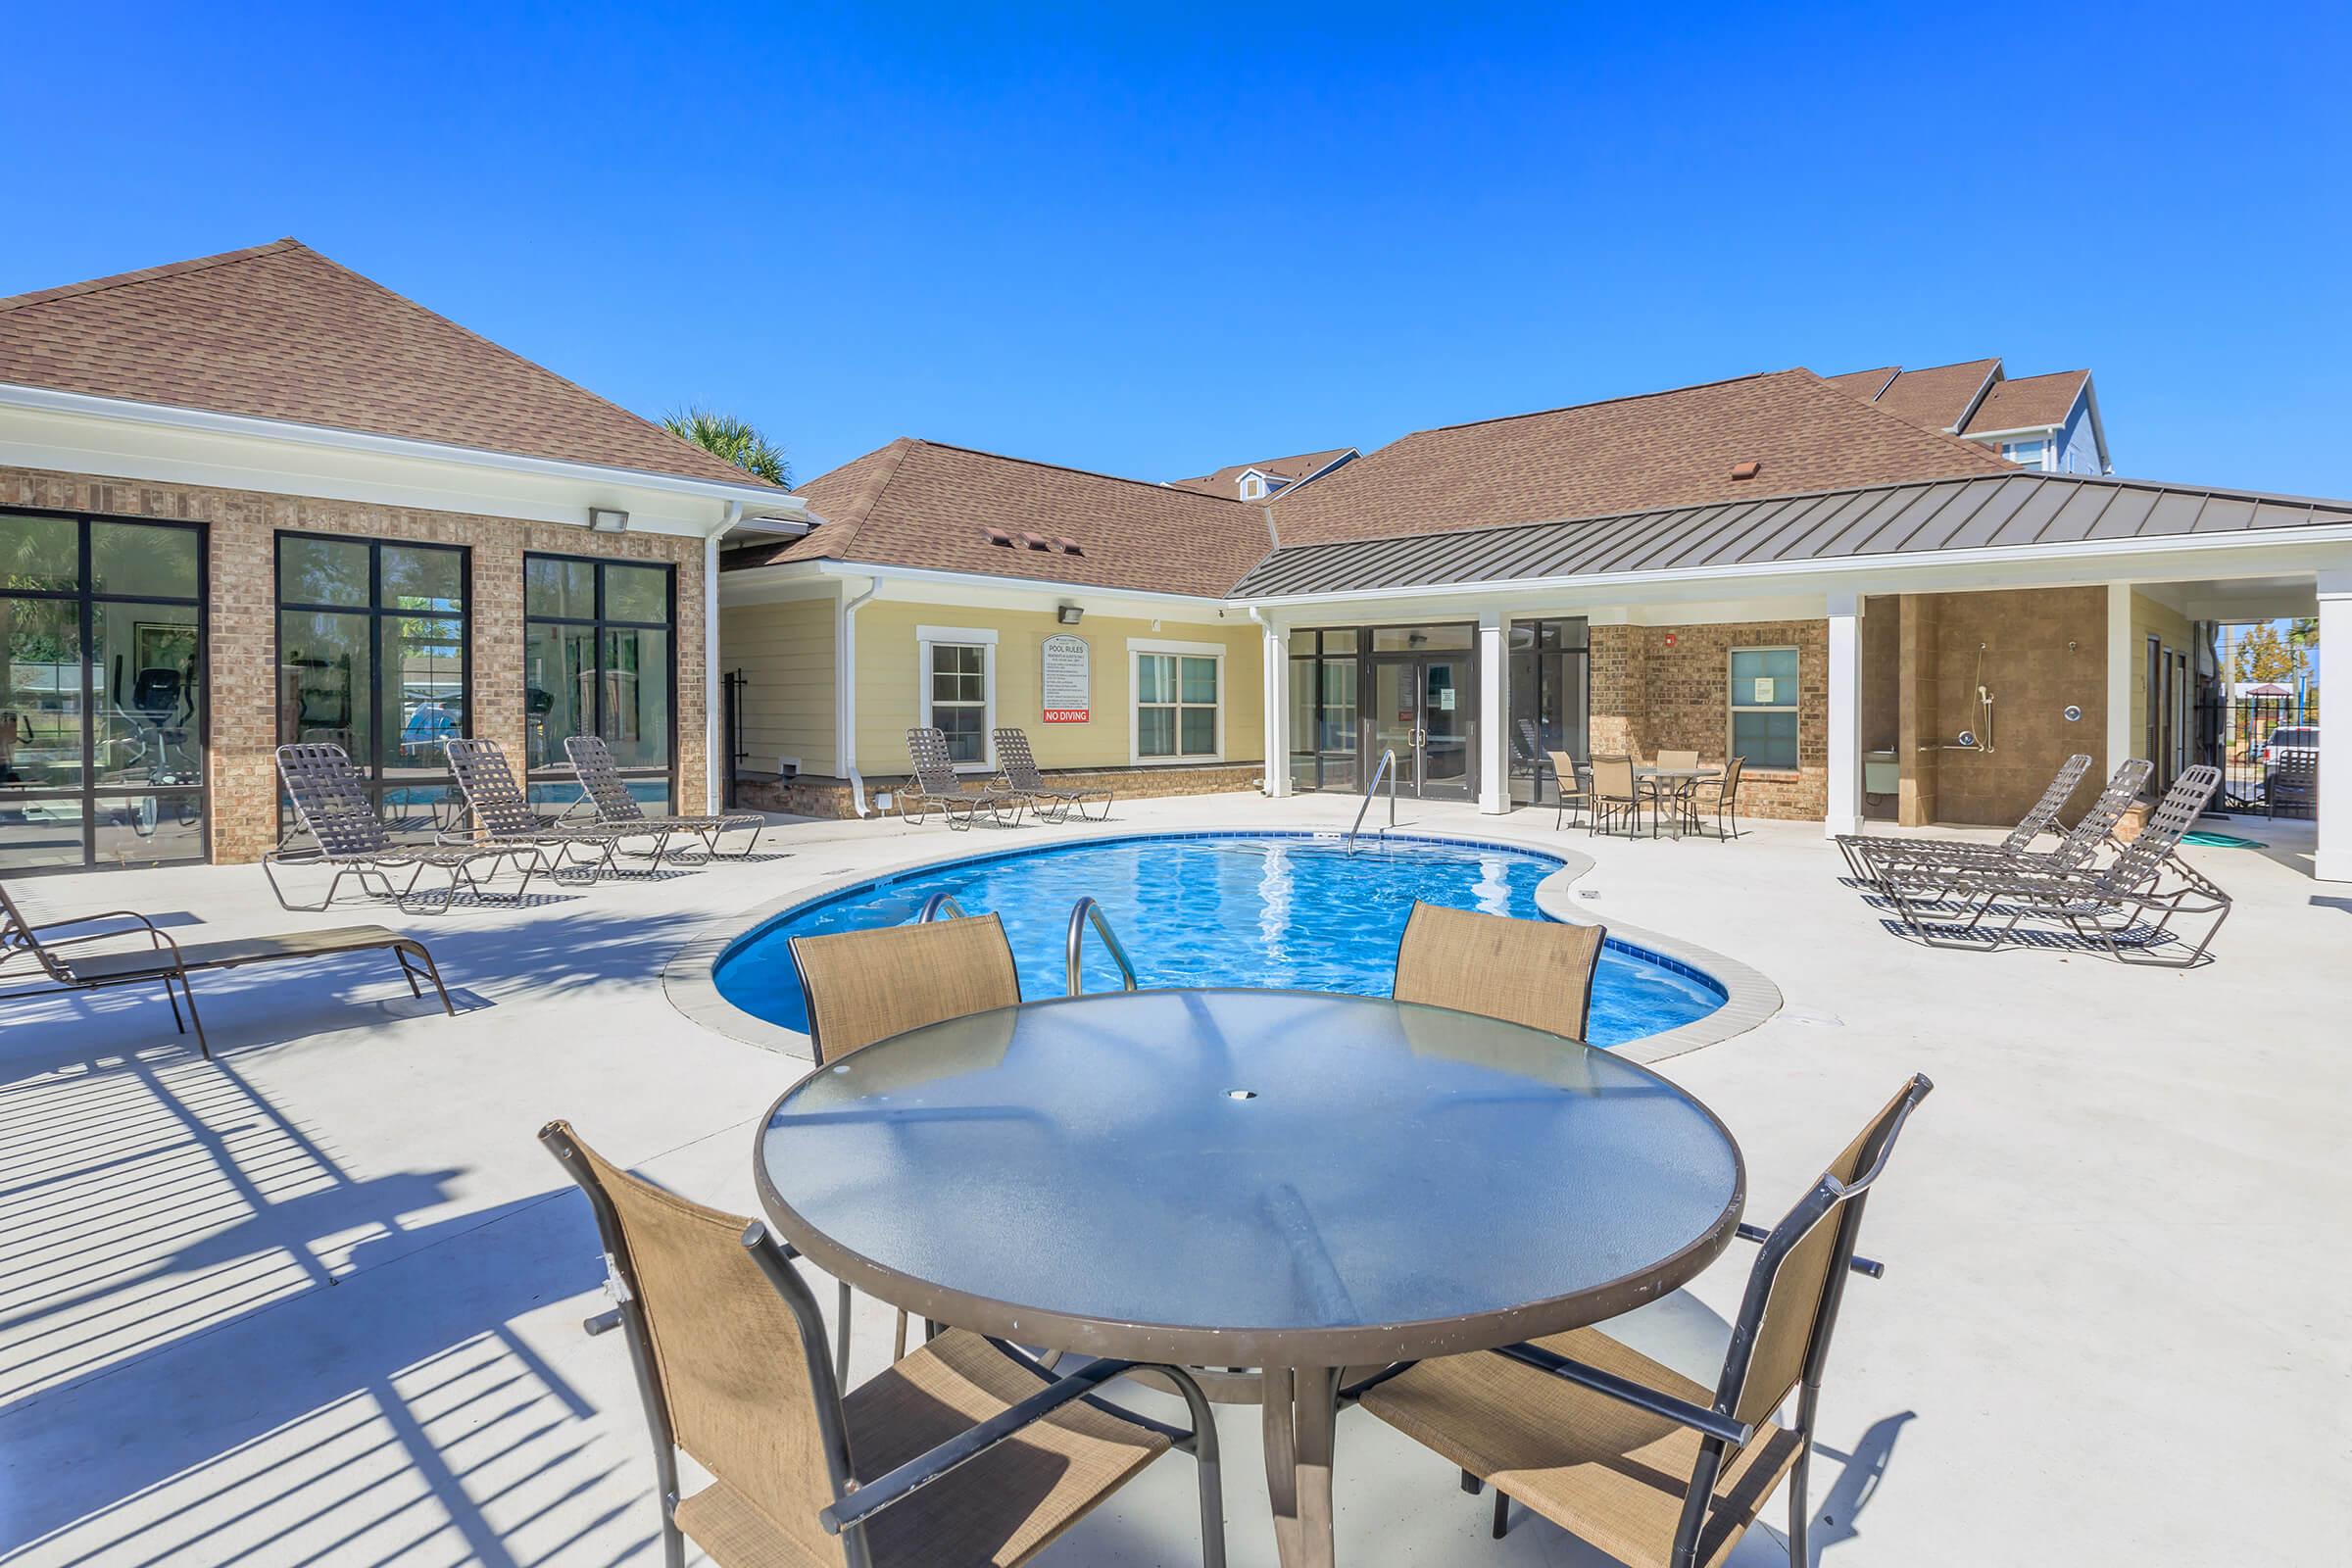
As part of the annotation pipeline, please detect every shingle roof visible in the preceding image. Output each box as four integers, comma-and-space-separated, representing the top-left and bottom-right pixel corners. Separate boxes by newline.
1167, 447, 1355, 497
1232, 471, 2352, 598
1820, 367, 1900, 401
724, 437, 1274, 597
1261, 369, 2013, 549
1863, 358, 2002, 432
0, 238, 768, 487
1963, 370, 2090, 435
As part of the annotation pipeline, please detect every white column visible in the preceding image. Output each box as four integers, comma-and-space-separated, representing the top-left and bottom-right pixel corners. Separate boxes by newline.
1478, 610, 1508, 814
2105, 582, 2134, 780
704, 532, 724, 812
1262, 619, 1293, 798
1825, 593, 1863, 838
2316, 571, 2352, 882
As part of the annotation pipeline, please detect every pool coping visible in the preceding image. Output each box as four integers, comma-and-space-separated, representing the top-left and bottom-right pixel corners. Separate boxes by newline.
661, 827, 1783, 1064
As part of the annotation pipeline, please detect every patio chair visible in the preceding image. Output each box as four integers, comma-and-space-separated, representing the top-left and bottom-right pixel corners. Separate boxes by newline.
899, 727, 1026, 830
442, 738, 628, 880
1849, 757, 2146, 893
268, 743, 541, 914
538, 1121, 1227, 1568
1544, 751, 1592, 830
1884, 765, 2229, 965
789, 910, 1024, 1366
1688, 757, 1746, 841
1515, 719, 1563, 804
1, 875, 454, 1058
1589, 756, 1649, 839
1393, 900, 1606, 1042
1836, 752, 2093, 884
1353, 1074, 1932, 1568
992, 727, 1111, 823
564, 735, 764, 858
2268, 750, 2318, 820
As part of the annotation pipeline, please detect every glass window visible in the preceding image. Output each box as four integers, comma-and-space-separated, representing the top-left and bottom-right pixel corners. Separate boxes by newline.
278, 536, 371, 607
1508, 616, 1590, 771
927, 643, 989, 764
0, 514, 79, 593
2, 597, 82, 791
1728, 646, 1800, 770
92, 603, 203, 789
380, 545, 466, 611
1137, 651, 1219, 760
525, 557, 597, 618
604, 564, 669, 624
91, 522, 199, 599
524, 622, 595, 769
1372, 624, 1473, 652
525, 555, 674, 789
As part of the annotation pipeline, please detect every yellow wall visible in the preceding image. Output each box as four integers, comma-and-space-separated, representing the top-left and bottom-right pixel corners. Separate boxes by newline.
2130, 591, 2195, 753
853, 601, 1264, 772
722, 596, 837, 776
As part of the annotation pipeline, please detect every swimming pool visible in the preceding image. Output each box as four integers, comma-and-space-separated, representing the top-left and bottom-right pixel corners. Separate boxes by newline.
713, 832, 1725, 1048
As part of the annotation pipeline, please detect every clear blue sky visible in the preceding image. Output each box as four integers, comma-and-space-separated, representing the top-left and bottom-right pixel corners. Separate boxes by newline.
6, 2, 2348, 497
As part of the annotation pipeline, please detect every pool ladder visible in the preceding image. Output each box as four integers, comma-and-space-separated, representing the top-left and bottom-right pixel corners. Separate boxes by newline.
1346, 747, 1398, 854
925, 891, 1139, 999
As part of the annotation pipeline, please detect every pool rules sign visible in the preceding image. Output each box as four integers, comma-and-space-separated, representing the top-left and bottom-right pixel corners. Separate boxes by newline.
1042, 634, 1091, 723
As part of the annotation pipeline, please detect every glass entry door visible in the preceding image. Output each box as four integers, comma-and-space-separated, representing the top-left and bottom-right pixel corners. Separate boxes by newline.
1367, 654, 1476, 801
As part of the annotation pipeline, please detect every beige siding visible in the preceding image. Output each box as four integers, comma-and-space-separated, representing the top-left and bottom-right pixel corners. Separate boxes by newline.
853, 602, 1263, 773
2129, 592, 2194, 749
722, 596, 836, 776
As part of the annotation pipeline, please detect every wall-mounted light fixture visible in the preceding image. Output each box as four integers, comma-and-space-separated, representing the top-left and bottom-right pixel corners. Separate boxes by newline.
1056, 604, 1084, 625
588, 507, 630, 533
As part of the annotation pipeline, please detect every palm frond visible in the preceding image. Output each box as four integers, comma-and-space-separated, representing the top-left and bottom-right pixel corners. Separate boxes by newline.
662, 406, 792, 487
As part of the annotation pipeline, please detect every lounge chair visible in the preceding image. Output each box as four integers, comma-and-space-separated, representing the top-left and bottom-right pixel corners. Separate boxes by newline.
1688, 756, 1746, 840
2269, 750, 2318, 819
1847, 757, 2146, 892
1588, 755, 1649, 839
1353, 1075, 1932, 1567
1, 876, 454, 1058
267, 743, 540, 914
1882, 765, 2229, 964
563, 735, 765, 858
1393, 900, 1605, 1041
1544, 750, 1592, 830
1836, 753, 2093, 884
898, 727, 1026, 830
442, 738, 630, 879
991, 727, 1111, 823
539, 1121, 1226, 1568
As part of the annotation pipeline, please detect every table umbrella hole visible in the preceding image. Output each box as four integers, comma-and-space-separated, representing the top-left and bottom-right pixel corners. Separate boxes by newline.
1224, 1088, 1258, 1101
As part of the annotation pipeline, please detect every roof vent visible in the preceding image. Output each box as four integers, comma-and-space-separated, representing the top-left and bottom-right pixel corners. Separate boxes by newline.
1730, 461, 1762, 481
1055, 536, 1084, 556
1020, 532, 1053, 551
982, 525, 1014, 547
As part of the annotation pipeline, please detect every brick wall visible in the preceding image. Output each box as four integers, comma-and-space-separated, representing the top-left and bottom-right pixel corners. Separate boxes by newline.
1587, 618, 1830, 819
3, 465, 708, 864
739, 761, 1260, 819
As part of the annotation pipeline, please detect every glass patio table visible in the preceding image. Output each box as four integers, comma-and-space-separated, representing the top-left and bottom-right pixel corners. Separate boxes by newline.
755, 987, 1745, 1568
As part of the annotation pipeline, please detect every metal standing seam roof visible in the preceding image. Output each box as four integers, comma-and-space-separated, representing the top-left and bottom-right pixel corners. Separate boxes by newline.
1227, 472, 2352, 598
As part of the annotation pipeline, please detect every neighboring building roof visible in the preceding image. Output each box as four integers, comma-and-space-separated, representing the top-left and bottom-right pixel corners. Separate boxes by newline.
725, 437, 1274, 597
1168, 447, 1355, 498
1963, 369, 2090, 435
1820, 366, 1900, 401
1862, 358, 2003, 433
0, 237, 768, 487
1232, 471, 2352, 598
1262, 369, 2012, 549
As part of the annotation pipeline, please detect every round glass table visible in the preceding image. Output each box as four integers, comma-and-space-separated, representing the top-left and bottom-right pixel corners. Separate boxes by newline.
755, 987, 1744, 1568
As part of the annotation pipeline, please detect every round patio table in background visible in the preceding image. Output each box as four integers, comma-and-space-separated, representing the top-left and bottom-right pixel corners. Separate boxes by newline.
754, 987, 1744, 1568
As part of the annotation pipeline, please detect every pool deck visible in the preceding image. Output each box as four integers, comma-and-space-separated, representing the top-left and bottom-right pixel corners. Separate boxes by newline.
3, 793, 2344, 1565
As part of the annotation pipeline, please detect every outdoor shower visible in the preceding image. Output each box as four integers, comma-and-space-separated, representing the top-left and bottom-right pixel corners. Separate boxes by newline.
1956, 644, 1995, 752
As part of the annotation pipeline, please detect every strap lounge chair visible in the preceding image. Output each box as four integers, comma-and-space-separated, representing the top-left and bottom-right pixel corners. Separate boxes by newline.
539, 1121, 1226, 1568
1884, 765, 2229, 964
1351, 1075, 1932, 1568
269, 743, 540, 914
443, 738, 630, 880
991, 727, 1111, 823
1849, 757, 2147, 893
564, 735, 764, 858
899, 727, 1026, 830
1837, 753, 2093, 885
1393, 900, 1606, 1042
1544, 751, 1592, 830
1589, 755, 1650, 839
1, 876, 454, 1058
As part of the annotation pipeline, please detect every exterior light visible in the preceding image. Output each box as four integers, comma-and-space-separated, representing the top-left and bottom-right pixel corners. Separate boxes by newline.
588, 507, 630, 533
1057, 605, 1084, 625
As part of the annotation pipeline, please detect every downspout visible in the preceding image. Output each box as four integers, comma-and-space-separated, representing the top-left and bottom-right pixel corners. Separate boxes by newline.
704, 503, 740, 814
838, 575, 879, 815
1248, 605, 1276, 796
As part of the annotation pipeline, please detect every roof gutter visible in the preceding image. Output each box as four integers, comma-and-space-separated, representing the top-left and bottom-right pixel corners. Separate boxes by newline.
0, 380, 811, 514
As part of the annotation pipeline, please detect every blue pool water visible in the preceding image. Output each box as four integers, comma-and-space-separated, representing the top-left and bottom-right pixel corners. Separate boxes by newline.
714, 832, 1724, 1048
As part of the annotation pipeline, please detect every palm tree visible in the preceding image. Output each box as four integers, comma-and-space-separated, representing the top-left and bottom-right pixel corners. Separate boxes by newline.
662, 407, 791, 487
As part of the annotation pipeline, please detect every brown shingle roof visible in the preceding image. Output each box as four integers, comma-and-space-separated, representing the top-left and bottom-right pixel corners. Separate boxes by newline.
1167, 447, 1355, 497
1963, 370, 2089, 435
725, 438, 1274, 597
0, 238, 769, 488
1820, 367, 1900, 401
1858, 358, 2001, 433
1263, 369, 2013, 549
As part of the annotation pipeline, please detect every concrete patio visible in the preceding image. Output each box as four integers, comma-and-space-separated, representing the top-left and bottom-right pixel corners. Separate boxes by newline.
2, 793, 2343, 1566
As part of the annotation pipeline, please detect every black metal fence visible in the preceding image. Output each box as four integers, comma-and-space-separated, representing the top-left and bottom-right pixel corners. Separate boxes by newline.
2197, 690, 2319, 813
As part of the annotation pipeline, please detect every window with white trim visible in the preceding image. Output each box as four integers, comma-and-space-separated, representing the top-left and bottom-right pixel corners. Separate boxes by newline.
1727, 647, 1799, 771
1134, 649, 1221, 760
2001, 439, 2047, 468
916, 625, 997, 768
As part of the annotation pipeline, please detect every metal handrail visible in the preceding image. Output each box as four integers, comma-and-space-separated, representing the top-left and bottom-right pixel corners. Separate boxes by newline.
1346, 748, 1398, 853
917, 893, 967, 922
1065, 897, 1139, 996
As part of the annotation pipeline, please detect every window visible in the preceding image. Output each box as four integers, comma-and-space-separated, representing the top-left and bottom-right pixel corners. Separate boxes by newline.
916, 626, 997, 768
1728, 646, 1800, 772
2001, 440, 2047, 469
1287, 628, 1359, 791
1133, 642, 1222, 761
1239, 473, 1267, 500
2, 514, 208, 871
277, 534, 468, 831
1507, 618, 1590, 768
524, 555, 673, 812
